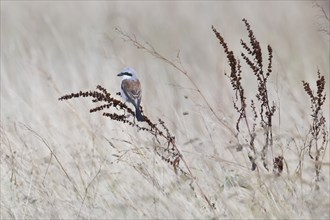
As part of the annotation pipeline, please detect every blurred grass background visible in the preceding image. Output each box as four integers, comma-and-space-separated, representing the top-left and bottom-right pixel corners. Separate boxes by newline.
1, 1, 329, 219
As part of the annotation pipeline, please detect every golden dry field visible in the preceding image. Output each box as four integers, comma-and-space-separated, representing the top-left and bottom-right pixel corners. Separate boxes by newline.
1, 1, 329, 219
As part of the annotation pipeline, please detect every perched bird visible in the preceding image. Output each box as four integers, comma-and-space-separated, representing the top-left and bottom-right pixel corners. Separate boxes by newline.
117, 67, 144, 121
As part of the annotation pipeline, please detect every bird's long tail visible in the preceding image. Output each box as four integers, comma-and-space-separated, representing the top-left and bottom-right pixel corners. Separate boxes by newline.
135, 107, 144, 122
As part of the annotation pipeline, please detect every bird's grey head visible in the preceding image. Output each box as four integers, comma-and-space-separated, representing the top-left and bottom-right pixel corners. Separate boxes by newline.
117, 67, 138, 79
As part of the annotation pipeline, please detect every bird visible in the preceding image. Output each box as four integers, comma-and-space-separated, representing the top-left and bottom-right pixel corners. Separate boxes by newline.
117, 67, 144, 121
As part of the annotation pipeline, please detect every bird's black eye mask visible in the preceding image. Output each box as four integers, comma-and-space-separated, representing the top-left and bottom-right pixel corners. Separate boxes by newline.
118, 72, 133, 77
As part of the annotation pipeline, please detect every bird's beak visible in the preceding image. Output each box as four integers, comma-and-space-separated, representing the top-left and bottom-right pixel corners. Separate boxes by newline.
117, 72, 123, 76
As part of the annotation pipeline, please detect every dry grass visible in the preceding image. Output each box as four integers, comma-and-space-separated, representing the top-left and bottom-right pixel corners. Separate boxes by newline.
1, 1, 329, 219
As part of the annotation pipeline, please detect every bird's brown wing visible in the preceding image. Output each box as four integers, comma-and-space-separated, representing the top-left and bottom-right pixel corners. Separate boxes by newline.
121, 79, 142, 106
